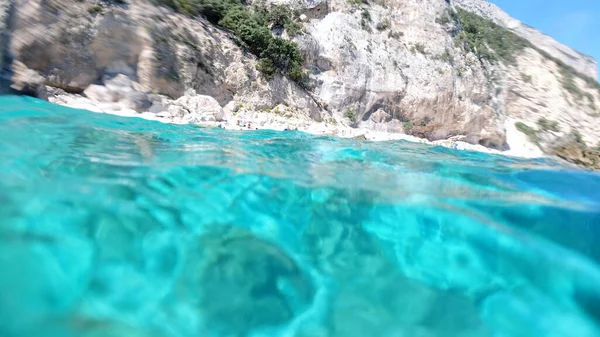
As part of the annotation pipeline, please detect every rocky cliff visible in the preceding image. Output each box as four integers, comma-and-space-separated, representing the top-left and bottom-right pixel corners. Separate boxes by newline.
1, 0, 599, 160
453, 0, 598, 80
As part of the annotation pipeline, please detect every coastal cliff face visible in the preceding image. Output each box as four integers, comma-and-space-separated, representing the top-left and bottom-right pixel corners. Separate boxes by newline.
0, 0, 599, 157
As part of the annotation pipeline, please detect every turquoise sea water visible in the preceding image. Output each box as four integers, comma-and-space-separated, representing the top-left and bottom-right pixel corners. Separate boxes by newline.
1, 95, 600, 337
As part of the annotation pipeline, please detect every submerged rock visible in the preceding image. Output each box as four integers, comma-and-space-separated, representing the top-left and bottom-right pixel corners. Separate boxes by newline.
179, 226, 315, 336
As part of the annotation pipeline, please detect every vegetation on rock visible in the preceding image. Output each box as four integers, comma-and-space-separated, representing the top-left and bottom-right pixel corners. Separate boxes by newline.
515, 122, 539, 144
451, 8, 599, 102
433, 48, 453, 63
388, 30, 403, 40
435, 9, 457, 25
376, 18, 390, 31
411, 43, 427, 55
87, 4, 103, 15
153, 0, 308, 87
537, 118, 560, 132
345, 108, 357, 123
255, 6, 303, 37
572, 130, 585, 146
360, 9, 372, 31
347, 0, 369, 6
535, 48, 600, 95
560, 67, 586, 100
555, 59, 599, 110
453, 8, 531, 65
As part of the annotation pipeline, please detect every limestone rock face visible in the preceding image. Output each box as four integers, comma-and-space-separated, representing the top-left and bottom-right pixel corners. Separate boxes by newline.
0, 0, 599, 154
0, 0, 322, 121
9, 2, 140, 92
8, 61, 48, 99
0, 0, 10, 85
261, 0, 599, 151
83, 84, 114, 103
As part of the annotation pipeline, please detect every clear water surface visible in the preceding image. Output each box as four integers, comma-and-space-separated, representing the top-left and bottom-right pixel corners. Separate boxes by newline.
1, 95, 600, 337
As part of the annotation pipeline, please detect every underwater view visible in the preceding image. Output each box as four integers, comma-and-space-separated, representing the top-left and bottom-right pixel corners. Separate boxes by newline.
1, 95, 600, 337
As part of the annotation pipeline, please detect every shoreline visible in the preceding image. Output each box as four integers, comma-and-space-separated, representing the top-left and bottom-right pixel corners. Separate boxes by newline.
49, 93, 544, 159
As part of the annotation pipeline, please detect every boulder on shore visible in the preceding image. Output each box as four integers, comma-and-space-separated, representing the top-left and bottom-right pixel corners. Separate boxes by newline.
83, 75, 151, 113
170, 89, 225, 123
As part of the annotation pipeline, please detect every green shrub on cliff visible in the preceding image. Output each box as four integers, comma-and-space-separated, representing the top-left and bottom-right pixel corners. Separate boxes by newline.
537, 118, 560, 132
87, 4, 102, 15
376, 19, 390, 31
543, 49, 600, 98
572, 130, 585, 146
153, 0, 239, 20
345, 109, 356, 123
454, 8, 531, 64
435, 13, 451, 25
515, 122, 539, 143
219, 6, 307, 87
153, 0, 200, 16
153, 0, 308, 87
255, 5, 303, 37
347, 0, 368, 5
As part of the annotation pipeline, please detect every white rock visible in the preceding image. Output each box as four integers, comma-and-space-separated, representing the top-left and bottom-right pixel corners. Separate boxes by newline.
370, 109, 392, 123
223, 100, 239, 116
104, 74, 134, 93
84, 75, 152, 112
168, 105, 186, 118
121, 90, 152, 112
173, 90, 225, 122
83, 84, 116, 103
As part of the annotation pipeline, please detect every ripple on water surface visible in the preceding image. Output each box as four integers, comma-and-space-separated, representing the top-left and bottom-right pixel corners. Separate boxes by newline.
1, 96, 600, 337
